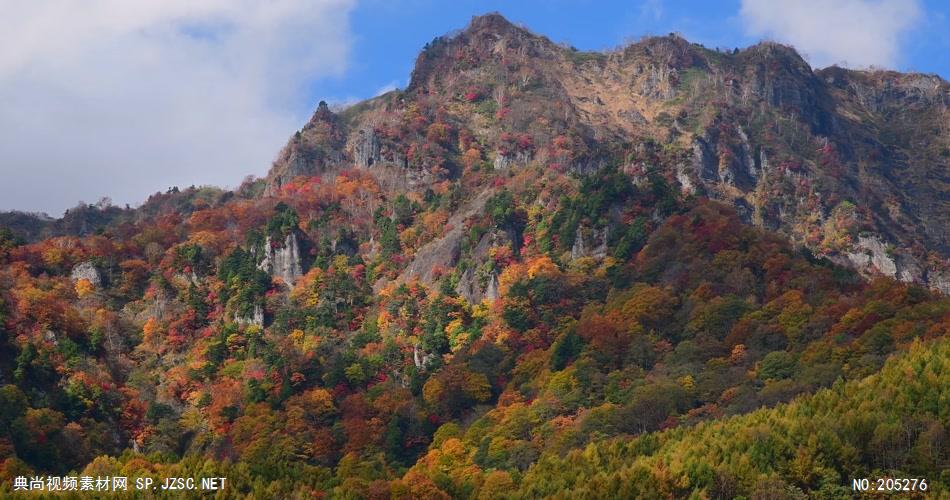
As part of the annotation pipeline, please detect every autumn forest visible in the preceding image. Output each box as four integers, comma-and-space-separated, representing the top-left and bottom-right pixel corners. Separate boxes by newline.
1, 13, 949, 499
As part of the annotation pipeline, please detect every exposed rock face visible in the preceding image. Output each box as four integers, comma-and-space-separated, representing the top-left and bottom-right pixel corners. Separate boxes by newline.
265, 101, 346, 195
456, 267, 501, 304
837, 234, 950, 292
455, 268, 480, 302
454, 228, 511, 303
691, 138, 717, 183
845, 235, 897, 278
234, 304, 264, 327
354, 128, 381, 168
258, 232, 305, 286
413, 344, 437, 370
261, 13, 950, 292
400, 227, 460, 286
930, 269, 950, 294
675, 162, 697, 195
484, 272, 499, 300
571, 226, 608, 260
385, 190, 495, 291
70, 261, 102, 286
494, 150, 532, 170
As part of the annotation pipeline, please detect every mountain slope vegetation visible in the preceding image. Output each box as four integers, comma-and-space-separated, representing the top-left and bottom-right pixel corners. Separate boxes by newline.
1, 13, 949, 499
516, 337, 950, 498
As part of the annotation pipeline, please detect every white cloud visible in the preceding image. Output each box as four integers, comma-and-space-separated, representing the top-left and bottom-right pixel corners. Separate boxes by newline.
0, 0, 355, 215
739, 0, 921, 69
374, 80, 402, 96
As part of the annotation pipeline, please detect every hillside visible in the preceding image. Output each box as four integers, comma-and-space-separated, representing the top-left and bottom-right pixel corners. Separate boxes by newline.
516, 337, 950, 498
0, 12, 949, 499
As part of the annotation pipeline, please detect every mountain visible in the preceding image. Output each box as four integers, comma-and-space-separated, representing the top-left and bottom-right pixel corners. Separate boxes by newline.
267, 13, 950, 293
0, 13, 949, 498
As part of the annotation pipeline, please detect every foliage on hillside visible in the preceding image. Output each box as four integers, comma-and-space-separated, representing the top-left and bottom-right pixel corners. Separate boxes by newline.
1, 13, 949, 499
516, 337, 950, 498
2, 158, 948, 498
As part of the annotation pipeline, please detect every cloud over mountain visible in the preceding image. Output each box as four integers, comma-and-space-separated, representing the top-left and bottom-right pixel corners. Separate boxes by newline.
740, 0, 921, 68
0, 0, 354, 215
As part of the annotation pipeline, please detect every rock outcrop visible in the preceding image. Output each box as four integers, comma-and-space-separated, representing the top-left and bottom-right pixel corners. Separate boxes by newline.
258, 232, 305, 286
454, 225, 518, 303
70, 261, 103, 286
383, 190, 495, 291
354, 128, 381, 168
265, 101, 347, 195
234, 304, 264, 327
835, 234, 950, 292
456, 267, 501, 304
571, 226, 608, 260
845, 235, 898, 278
494, 150, 532, 170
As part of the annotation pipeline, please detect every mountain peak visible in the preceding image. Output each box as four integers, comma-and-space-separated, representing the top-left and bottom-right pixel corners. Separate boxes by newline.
408, 13, 546, 92
465, 12, 522, 37
741, 40, 813, 73
265, 13, 950, 293
309, 100, 336, 124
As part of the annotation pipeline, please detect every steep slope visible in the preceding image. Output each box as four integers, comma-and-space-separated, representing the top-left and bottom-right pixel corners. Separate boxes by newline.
264, 13, 950, 292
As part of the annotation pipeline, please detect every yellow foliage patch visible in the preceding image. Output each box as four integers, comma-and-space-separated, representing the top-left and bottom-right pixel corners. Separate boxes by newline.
74, 278, 95, 298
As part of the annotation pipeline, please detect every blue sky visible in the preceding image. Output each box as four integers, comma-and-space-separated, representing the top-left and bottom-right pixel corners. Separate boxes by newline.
0, 0, 947, 215
315, 0, 950, 106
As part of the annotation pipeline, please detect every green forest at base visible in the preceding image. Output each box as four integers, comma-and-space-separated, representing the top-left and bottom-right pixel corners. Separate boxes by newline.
518, 338, 950, 498
4, 337, 945, 498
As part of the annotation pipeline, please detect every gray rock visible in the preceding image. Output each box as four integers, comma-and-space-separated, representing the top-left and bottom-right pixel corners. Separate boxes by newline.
354, 128, 381, 168
895, 254, 923, 284
455, 229, 512, 303
484, 272, 499, 301
619, 109, 648, 125
258, 232, 305, 286
928, 268, 950, 294
758, 148, 770, 175
571, 226, 608, 260
455, 268, 480, 303
845, 235, 897, 278
413, 343, 437, 370
390, 151, 407, 169
493, 150, 531, 170
234, 304, 264, 327
692, 137, 718, 182
737, 125, 757, 180
455, 266, 501, 304
676, 162, 697, 195
70, 261, 102, 287
571, 226, 588, 260
385, 190, 495, 291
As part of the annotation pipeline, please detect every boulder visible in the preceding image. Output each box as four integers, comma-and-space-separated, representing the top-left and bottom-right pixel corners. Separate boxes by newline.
70, 261, 102, 287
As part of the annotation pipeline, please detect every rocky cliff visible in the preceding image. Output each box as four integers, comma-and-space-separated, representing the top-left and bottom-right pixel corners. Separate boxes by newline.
257, 232, 306, 286
263, 13, 950, 292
